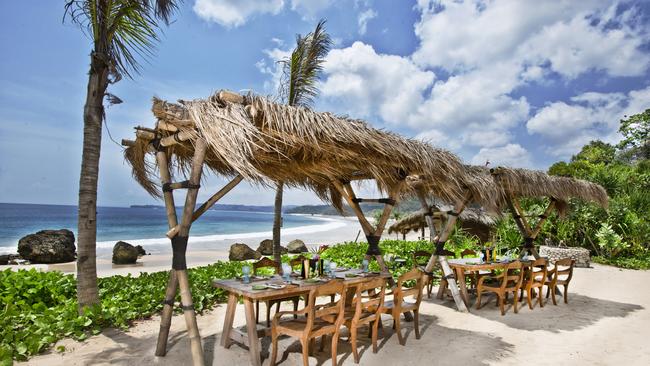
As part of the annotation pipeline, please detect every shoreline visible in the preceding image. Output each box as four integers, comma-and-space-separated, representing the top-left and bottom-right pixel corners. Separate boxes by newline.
2, 215, 401, 278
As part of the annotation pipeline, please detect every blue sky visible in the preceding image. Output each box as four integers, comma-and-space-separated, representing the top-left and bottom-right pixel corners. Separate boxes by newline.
0, 0, 649, 207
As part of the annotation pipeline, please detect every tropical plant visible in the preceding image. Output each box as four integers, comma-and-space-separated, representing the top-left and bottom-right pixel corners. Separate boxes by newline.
64, 0, 180, 312
618, 109, 650, 161
272, 19, 332, 264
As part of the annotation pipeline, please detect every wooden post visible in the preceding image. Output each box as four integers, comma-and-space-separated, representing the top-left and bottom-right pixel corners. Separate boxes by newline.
175, 138, 208, 366
416, 191, 469, 312
155, 149, 180, 357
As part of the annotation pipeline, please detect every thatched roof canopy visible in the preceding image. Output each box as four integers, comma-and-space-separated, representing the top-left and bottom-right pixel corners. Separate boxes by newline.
124, 91, 468, 210
387, 205, 498, 235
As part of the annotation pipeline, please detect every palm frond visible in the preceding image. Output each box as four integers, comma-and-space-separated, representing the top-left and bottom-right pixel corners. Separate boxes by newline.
279, 19, 332, 107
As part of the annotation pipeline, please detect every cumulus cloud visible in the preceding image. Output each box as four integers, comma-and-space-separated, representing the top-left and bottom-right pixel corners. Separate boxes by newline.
193, 0, 284, 28
358, 8, 377, 35
320, 42, 435, 123
527, 86, 650, 158
471, 144, 532, 168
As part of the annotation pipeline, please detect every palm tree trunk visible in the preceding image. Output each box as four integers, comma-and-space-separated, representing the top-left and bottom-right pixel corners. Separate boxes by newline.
77, 52, 109, 312
272, 181, 284, 266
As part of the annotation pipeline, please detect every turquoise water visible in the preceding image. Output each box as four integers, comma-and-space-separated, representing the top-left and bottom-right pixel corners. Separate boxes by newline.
0, 203, 320, 253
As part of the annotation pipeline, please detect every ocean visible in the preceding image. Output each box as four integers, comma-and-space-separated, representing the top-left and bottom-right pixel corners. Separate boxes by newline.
0, 203, 337, 254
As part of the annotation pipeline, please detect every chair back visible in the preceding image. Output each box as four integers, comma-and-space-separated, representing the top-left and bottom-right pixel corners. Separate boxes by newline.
460, 248, 476, 258
305, 280, 346, 331
499, 261, 524, 290
395, 268, 425, 307
529, 258, 548, 283
253, 257, 280, 275
289, 255, 306, 269
353, 277, 386, 316
553, 258, 575, 282
412, 250, 432, 268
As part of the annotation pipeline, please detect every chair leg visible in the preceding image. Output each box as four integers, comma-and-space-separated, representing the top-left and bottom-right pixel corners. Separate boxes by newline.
551, 286, 558, 306
538, 287, 544, 308
309, 338, 315, 356
319, 334, 327, 352
527, 288, 533, 310
564, 284, 569, 304
513, 291, 519, 314
372, 319, 379, 353
499, 295, 505, 316
331, 332, 340, 366
270, 329, 279, 366
301, 338, 309, 366
413, 309, 421, 340
293, 298, 299, 319
476, 291, 483, 310
266, 302, 272, 327
255, 301, 260, 324
351, 326, 359, 363
394, 314, 405, 345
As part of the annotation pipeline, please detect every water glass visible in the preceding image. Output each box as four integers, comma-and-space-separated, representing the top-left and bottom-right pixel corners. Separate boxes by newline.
362, 259, 369, 273
323, 259, 330, 276
282, 263, 291, 282
329, 262, 337, 278
242, 265, 251, 284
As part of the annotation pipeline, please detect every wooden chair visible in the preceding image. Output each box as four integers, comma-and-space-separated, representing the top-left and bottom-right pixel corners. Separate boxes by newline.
412, 250, 435, 298
545, 258, 575, 305
270, 280, 347, 366
439, 249, 456, 258
476, 261, 524, 315
519, 258, 548, 309
378, 268, 425, 346
252, 257, 299, 326
460, 248, 476, 258
344, 277, 387, 363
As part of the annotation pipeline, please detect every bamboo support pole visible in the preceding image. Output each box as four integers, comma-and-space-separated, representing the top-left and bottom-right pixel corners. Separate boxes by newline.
121, 139, 136, 147
175, 138, 208, 366
155, 150, 180, 357
329, 180, 373, 234
531, 199, 556, 238
217, 90, 245, 104
166, 175, 244, 239
157, 120, 178, 132
160, 130, 195, 147
136, 130, 156, 140
417, 192, 469, 312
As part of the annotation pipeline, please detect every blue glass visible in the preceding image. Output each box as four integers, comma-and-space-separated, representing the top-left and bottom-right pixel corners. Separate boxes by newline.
362, 259, 369, 273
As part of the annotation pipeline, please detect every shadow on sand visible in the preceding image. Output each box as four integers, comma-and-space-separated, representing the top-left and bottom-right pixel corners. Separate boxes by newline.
430, 291, 643, 332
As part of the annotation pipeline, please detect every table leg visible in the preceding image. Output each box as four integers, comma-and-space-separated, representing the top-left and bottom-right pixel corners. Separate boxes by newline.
456, 267, 470, 308
220, 293, 238, 349
243, 297, 262, 366
436, 278, 448, 299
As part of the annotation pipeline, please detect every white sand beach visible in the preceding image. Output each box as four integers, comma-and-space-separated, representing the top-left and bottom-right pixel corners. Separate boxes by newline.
20, 263, 650, 366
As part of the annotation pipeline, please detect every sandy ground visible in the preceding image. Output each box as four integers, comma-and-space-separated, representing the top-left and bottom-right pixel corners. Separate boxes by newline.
21, 263, 650, 366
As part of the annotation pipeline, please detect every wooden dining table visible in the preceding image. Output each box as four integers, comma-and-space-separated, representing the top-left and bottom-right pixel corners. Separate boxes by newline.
444, 258, 509, 309
213, 270, 391, 366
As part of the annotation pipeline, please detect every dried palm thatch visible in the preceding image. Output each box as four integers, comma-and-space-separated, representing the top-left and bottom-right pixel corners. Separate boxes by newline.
387, 205, 498, 235
490, 166, 609, 210
123, 90, 468, 210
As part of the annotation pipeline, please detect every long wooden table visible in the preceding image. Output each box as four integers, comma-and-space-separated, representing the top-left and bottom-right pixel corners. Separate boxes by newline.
213, 270, 390, 366
444, 258, 506, 309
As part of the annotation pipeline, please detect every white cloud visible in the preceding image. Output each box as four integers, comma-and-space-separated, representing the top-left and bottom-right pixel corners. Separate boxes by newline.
358, 8, 377, 35
527, 86, 650, 158
471, 144, 532, 168
290, 0, 334, 17
256, 47, 291, 95
320, 42, 435, 123
193, 0, 284, 28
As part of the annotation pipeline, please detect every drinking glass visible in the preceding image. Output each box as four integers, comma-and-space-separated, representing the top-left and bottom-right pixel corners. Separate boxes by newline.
362, 259, 369, 273
282, 263, 291, 282
329, 262, 337, 278
323, 259, 330, 276
242, 265, 251, 284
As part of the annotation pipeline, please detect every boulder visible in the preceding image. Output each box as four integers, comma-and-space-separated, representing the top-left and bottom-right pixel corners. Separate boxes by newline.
287, 239, 308, 254
135, 245, 147, 257
229, 243, 262, 261
112, 241, 139, 264
17, 229, 76, 264
0, 255, 9, 265
256, 239, 287, 256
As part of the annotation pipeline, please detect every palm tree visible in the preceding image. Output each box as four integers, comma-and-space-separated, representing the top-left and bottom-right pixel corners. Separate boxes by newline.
64, 0, 179, 312
273, 20, 332, 264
